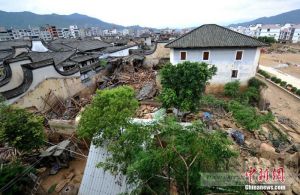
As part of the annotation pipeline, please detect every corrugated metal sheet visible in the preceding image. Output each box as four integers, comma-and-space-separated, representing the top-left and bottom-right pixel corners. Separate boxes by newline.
78, 143, 131, 195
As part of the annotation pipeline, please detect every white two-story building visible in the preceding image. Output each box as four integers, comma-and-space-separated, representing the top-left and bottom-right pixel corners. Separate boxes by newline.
259, 24, 281, 41
165, 24, 267, 88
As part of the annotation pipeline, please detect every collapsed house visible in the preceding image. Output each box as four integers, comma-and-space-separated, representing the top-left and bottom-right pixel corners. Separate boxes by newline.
0, 38, 166, 111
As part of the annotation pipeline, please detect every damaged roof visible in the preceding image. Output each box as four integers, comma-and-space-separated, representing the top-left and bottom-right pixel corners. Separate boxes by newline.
165, 24, 267, 48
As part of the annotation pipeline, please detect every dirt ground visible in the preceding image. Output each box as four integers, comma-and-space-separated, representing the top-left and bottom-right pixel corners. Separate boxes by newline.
259, 77, 300, 142
259, 43, 300, 79
39, 157, 87, 194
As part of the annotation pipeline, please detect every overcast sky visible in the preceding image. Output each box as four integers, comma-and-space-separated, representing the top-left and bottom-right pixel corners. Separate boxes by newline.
0, 0, 300, 28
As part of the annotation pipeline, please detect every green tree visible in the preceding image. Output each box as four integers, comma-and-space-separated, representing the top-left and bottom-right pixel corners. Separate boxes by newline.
77, 86, 139, 145
257, 36, 276, 44
0, 97, 45, 152
99, 118, 237, 194
160, 61, 217, 113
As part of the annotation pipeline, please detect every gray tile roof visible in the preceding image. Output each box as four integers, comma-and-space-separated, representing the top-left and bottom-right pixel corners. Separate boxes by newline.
64, 40, 111, 52
165, 24, 267, 48
47, 39, 111, 52
0, 40, 32, 50
102, 45, 137, 54
27, 51, 75, 65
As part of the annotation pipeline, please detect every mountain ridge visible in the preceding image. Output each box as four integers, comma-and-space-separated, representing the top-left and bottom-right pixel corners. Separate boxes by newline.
0, 10, 146, 30
229, 9, 300, 27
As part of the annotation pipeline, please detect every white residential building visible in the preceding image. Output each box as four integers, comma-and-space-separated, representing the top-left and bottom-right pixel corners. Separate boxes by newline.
259, 24, 281, 40
279, 23, 295, 42
69, 25, 79, 38
165, 24, 267, 86
249, 24, 262, 37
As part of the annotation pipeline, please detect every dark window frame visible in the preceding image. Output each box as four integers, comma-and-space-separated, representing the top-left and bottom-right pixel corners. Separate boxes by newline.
202, 51, 210, 61
231, 70, 238, 78
235, 50, 243, 61
180, 51, 187, 60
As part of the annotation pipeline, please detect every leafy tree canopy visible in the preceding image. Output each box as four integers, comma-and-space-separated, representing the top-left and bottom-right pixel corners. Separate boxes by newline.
99, 118, 237, 194
0, 96, 45, 152
160, 61, 217, 113
77, 86, 139, 145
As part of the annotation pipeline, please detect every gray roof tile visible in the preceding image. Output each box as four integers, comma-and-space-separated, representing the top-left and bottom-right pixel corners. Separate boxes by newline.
165, 24, 267, 48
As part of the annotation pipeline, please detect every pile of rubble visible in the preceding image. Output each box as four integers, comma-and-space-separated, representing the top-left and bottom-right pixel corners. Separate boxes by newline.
136, 104, 159, 119
98, 61, 158, 100
42, 90, 91, 120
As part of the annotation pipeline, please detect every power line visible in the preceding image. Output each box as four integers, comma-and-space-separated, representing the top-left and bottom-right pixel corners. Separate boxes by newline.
0, 158, 43, 193
0, 140, 88, 193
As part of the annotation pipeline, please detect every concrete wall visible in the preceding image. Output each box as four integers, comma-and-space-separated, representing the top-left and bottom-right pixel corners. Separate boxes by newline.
0, 59, 31, 92
144, 42, 170, 67
170, 47, 261, 92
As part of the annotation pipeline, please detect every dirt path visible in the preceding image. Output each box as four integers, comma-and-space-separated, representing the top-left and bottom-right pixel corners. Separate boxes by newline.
258, 76, 300, 142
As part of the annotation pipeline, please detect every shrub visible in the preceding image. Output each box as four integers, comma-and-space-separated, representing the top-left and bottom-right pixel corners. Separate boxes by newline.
224, 80, 240, 98
271, 76, 277, 82
248, 77, 266, 89
291, 87, 297, 93
240, 87, 260, 105
274, 78, 281, 84
228, 101, 274, 131
280, 81, 287, 87
257, 36, 276, 44
286, 84, 293, 89
258, 70, 271, 79
264, 74, 271, 79
0, 105, 45, 152
296, 89, 300, 96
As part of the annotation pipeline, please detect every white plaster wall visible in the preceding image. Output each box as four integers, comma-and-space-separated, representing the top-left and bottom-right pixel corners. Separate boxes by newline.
0, 59, 31, 92
109, 46, 138, 57
171, 47, 260, 84
8, 66, 80, 104
292, 29, 300, 43
31, 40, 49, 52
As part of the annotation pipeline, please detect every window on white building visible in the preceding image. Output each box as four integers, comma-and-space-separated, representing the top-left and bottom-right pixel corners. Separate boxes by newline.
202, 51, 209, 60
231, 70, 238, 78
235, 51, 243, 60
180, 51, 187, 60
